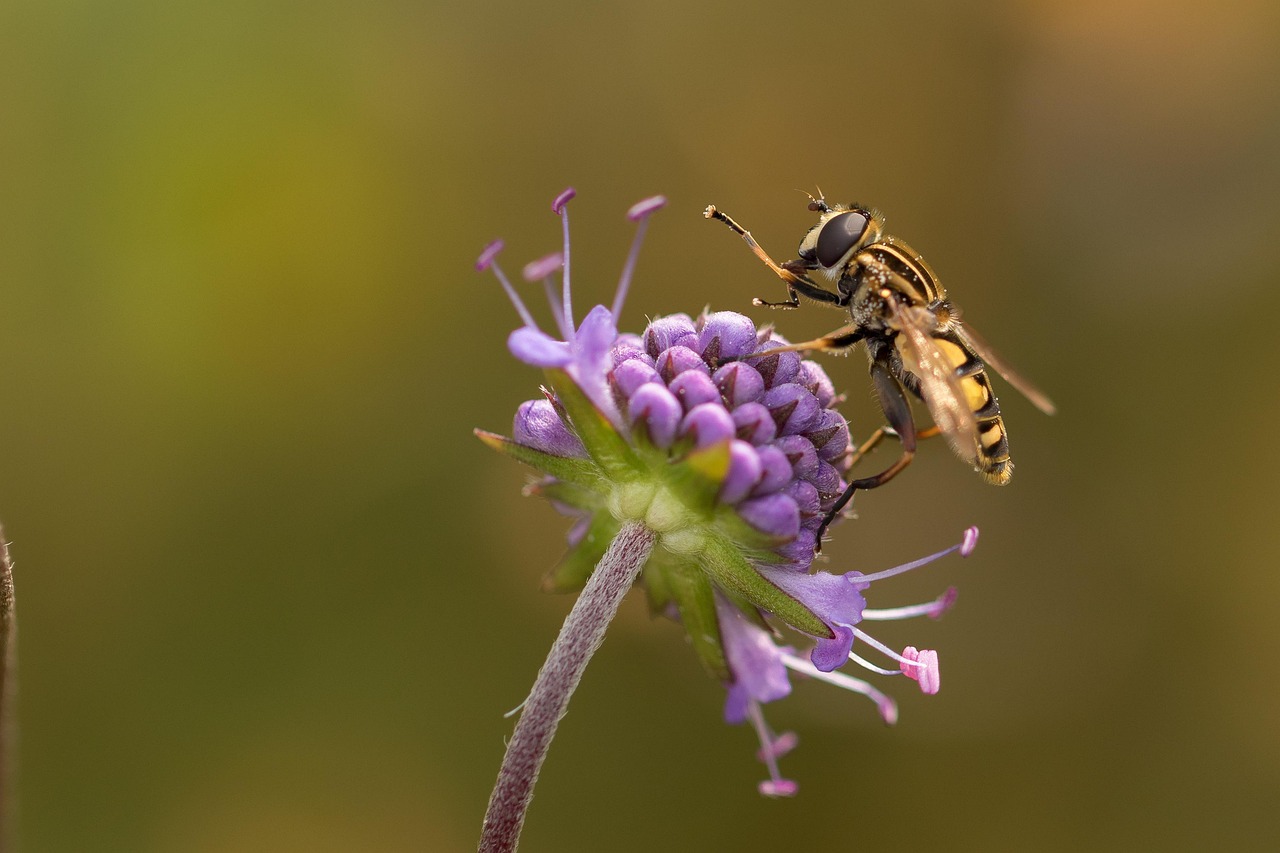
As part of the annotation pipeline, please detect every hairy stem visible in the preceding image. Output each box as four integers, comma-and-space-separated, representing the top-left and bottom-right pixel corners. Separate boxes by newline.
479, 520, 655, 853
0, 526, 15, 853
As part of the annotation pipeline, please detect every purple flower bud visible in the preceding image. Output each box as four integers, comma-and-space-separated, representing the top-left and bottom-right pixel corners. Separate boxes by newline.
737, 493, 800, 539
721, 440, 764, 504
753, 445, 794, 496
644, 314, 698, 357
514, 399, 585, 458
610, 335, 651, 368
784, 479, 821, 522
680, 402, 736, 448
748, 340, 802, 388
771, 528, 818, 566
806, 409, 851, 461
611, 358, 661, 400
698, 311, 760, 362
669, 369, 722, 412
764, 384, 820, 436
797, 361, 838, 408
775, 435, 819, 482
732, 402, 777, 445
713, 361, 765, 408
628, 383, 682, 448
656, 345, 709, 383
809, 460, 845, 499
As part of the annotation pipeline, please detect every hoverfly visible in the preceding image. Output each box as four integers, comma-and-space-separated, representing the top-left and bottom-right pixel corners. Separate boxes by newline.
704, 195, 1055, 543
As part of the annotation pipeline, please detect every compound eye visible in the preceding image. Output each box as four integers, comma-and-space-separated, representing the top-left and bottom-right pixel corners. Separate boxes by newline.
815, 210, 869, 268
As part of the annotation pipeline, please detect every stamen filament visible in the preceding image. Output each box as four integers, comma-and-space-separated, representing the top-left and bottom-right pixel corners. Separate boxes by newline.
851, 627, 911, 665
847, 651, 900, 676
558, 197, 574, 333
614, 196, 667, 320
854, 527, 978, 584
781, 652, 898, 725
489, 261, 541, 332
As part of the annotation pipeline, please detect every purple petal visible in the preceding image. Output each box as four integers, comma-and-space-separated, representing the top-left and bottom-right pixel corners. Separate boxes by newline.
721, 440, 763, 505
732, 402, 777, 446
785, 479, 821, 522
627, 383, 683, 449
713, 361, 765, 407
758, 567, 867, 669
698, 312, 760, 362
716, 595, 791, 723
749, 341, 802, 388
669, 369, 722, 411
737, 493, 800, 539
514, 399, 585, 458
508, 327, 572, 367
573, 304, 618, 365
680, 402, 736, 448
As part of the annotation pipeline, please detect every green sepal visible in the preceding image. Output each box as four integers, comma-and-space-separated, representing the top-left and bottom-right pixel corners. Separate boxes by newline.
541, 512, 623, 593
665, 555, 729, 681
667, 441, 730, 516
543, 369, 643, 480
698, 533, 832, 639
713, 505, 793, 554
474, 429, 603, 489
524, 478, 604, 512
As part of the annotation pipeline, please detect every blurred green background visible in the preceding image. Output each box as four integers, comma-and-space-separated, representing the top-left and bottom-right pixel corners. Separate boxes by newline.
2, 0, 1279, 850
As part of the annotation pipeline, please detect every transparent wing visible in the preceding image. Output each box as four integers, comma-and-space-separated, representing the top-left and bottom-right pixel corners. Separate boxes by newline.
885, 299, 982, 465
952, 322, 1057, 415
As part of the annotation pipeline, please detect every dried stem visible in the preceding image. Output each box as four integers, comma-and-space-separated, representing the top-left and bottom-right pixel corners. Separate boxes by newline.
478, 520, 655, 853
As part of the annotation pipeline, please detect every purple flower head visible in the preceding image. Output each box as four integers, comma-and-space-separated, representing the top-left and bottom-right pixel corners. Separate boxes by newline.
476, 190, 981, 797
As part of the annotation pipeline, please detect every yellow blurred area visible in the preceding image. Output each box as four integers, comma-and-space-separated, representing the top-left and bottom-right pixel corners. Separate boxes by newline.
2, 0, 1278, 850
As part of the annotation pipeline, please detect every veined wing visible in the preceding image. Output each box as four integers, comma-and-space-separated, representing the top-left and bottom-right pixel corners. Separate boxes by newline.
885, 299, 982, 465
952, 322, 1057, 415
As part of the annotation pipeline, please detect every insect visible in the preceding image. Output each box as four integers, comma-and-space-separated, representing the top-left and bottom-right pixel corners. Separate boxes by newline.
704, 194, 1055, 544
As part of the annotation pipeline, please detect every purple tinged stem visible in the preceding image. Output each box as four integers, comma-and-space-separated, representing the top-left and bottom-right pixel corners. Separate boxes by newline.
0, 525, 13, 852
479, 521, 655, 853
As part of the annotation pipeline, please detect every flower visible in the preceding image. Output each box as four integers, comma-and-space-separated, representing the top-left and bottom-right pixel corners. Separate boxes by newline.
476, 189, 978, 796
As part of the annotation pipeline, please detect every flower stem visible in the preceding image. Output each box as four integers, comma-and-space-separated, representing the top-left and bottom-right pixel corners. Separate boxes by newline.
479, 520, 655, 853
0, 525, 15, 853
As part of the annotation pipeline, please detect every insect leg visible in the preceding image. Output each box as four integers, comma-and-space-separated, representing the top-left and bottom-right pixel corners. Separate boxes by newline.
758, 326, 865, 355
815, 361, 917, 550
703, 205, 843, 308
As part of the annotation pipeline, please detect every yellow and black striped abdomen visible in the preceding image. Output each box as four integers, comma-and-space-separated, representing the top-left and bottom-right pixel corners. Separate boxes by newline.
909, 328, 1013, 485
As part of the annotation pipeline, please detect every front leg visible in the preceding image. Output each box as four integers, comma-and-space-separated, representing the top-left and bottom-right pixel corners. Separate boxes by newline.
704, 205, 844, 309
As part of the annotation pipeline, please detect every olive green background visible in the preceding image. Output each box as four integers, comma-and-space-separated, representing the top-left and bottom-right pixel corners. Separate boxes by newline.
2, 0, 1278, 850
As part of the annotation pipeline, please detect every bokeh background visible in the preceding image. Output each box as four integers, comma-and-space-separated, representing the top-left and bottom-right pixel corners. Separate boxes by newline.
2, 0, 1279, 850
